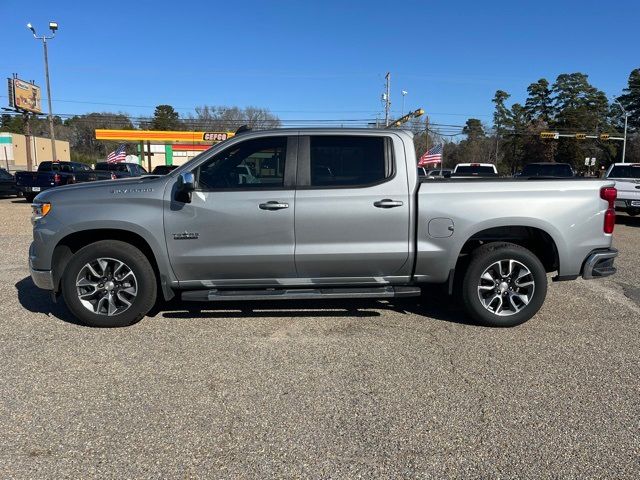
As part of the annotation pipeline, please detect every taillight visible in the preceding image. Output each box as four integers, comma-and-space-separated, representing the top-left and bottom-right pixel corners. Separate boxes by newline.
604, 209, 616, 234
600, 186, 617, 234
600, 187, 617, 205
53, 173, 61, 184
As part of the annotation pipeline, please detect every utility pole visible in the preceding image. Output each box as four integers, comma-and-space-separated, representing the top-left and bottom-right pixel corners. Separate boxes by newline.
384, 72, 391, 127
23, 112, 33, 171
27, 21, 58, 161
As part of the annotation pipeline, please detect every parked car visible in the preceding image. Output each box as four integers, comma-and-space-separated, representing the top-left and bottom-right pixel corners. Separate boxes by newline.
520, 163, 575, 178
452, 163, 499, 177
0, 168, 20, 197
605, 163, 640, 216
29, 128, 617, 328
94, 162, 148, 178
151, 165, 179, 175
15, 161, 97, 202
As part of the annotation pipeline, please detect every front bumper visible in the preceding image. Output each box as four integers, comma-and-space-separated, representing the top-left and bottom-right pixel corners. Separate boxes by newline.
29, 259, 54, 290
582, 248, 618, 280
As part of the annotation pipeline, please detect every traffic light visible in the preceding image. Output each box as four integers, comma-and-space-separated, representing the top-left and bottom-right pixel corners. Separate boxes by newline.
599, 133, 610, 141
540, 131, 558, 139
575, 133, 587, 140
385, 108, 424, 128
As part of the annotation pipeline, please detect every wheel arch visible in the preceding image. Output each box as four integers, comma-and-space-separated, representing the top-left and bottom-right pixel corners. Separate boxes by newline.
448, 225, 561, 294
52, 228, 174, 300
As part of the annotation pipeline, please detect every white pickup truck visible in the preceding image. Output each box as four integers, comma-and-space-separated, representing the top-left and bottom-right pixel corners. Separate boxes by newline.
606, 163, 640, 216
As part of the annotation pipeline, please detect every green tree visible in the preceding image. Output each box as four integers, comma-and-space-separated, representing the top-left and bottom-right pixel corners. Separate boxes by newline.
151, 104, 181, 131
617, 68, 640, 131
552, 73, 608, 130
525, 79, 553, 122
492, 90, 512, 131
64, 112, 134, 160
551, 73, 610, 168
462, 118, 485, 140
459, 119, 493, 164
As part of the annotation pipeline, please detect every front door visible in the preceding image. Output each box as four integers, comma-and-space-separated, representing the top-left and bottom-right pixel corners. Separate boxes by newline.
294, 134, 411, 283
164, 135, 298, 286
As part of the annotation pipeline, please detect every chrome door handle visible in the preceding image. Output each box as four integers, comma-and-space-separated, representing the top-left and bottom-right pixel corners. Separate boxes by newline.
374, 199, 404, 208
259, 201, 289, 210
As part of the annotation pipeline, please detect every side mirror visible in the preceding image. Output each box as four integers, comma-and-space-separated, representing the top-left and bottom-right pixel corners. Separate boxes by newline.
176, 172, 195, 203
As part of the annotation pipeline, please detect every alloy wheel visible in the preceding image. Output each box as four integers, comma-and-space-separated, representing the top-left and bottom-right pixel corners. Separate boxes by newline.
75, 257, 138, 316
477, 259, 535, 316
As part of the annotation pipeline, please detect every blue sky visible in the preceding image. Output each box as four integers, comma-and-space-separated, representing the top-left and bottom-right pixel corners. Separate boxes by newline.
1, 0, 638, 131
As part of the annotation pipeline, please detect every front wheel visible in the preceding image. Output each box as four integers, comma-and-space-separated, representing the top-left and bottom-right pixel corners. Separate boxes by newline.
61, 240, 157, 327
461, 242, 547, 327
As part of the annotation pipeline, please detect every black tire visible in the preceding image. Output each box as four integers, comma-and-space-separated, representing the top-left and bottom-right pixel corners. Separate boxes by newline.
628, 208, 639, 217
61, 240, 157, 328
24, 193, 36, 203
461, 242, 547, 327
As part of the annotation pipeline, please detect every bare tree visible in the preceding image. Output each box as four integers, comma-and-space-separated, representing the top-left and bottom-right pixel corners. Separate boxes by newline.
185, 106, 280, 131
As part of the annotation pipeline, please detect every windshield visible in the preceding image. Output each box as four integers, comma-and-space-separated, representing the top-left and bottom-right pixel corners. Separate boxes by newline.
96, 163, 129, 172
455, 165, 496, 174
521, 164, 574, 177
607, 165, 640, 179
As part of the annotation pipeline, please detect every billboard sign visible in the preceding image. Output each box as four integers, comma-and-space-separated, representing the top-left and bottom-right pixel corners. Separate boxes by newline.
8, 78, 42, 114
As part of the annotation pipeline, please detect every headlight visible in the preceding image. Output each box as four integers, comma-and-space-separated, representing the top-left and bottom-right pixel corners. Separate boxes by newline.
31, 202, 51, 224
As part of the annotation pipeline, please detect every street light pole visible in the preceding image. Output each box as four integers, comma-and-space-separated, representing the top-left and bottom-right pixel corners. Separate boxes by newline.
613, 99, 629, 163
401, 90, 408, 117
27, 22, 58, 161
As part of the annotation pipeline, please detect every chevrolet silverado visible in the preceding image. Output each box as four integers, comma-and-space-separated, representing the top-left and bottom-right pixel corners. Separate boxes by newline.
28, 128, 618, 328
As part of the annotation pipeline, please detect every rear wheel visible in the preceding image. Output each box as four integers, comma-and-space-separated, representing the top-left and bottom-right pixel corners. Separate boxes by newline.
24, 193, 36, 203
61, 240, 157, 327
628, 208, 639, 217
461, 242, 547, 327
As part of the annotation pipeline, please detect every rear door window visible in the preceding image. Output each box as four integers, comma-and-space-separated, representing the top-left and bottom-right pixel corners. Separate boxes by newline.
309, 136, 390, 187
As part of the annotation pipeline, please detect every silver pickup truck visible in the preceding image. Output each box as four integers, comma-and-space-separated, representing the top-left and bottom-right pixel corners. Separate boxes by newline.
29, 128, 618, 328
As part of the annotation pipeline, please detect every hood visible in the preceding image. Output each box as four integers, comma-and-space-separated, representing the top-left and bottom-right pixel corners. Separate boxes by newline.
35, 175, 171, 203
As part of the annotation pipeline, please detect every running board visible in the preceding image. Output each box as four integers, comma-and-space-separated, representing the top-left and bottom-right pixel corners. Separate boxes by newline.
181, 286, 421, 302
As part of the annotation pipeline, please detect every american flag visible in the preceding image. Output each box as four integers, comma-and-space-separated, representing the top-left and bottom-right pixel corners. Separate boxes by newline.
107, 144, 127, 163
418, 143, 443, 166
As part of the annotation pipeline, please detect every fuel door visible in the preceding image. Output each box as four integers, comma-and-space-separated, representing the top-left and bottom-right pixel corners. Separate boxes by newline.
428, 218, 454, 238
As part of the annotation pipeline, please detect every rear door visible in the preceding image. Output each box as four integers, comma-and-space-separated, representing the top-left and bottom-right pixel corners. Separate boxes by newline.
294, 134, 411, 283
164, 135, 298, 285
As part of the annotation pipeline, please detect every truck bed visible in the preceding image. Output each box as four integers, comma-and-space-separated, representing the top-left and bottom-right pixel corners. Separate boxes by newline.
414, 178, 614, 283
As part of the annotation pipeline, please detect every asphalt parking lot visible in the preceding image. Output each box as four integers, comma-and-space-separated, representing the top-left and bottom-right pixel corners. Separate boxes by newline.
0, 197, 638, 478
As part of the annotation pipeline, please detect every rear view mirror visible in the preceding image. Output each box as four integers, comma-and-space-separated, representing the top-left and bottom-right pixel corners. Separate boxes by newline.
176, 172, 195, 203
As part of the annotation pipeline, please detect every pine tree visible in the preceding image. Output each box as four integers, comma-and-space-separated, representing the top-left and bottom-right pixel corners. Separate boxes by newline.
617, 68, 640, 131
525, 79, 553, 122
151, 105, 181, 131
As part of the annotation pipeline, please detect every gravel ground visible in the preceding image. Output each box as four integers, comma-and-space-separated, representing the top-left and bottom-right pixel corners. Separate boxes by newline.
0, 197, 638, 479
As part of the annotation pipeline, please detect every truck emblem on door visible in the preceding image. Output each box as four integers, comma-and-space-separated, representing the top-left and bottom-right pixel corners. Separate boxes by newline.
173, 231, 199, 240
